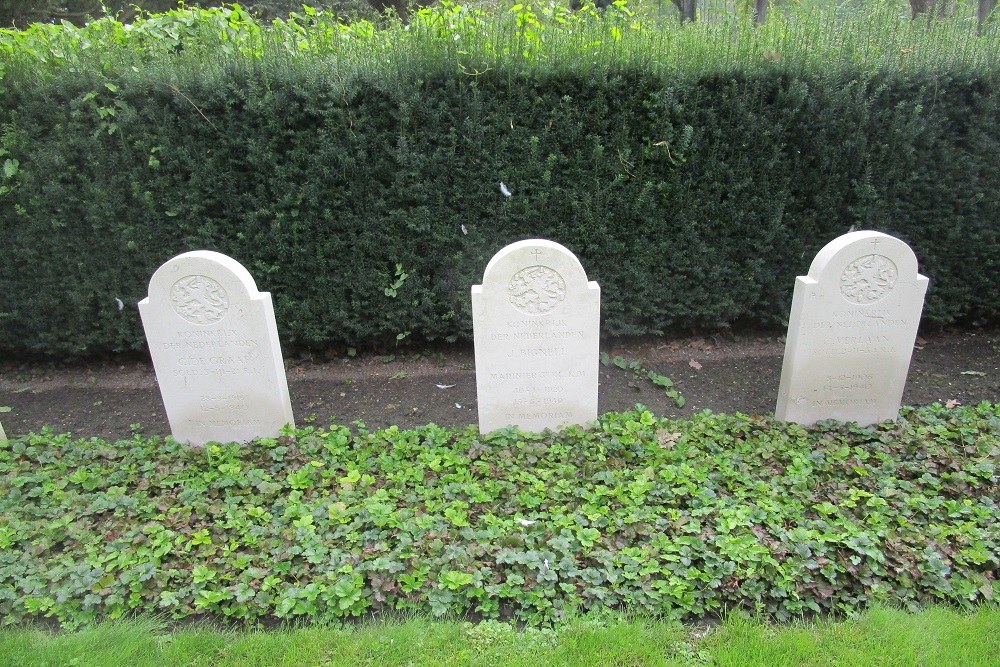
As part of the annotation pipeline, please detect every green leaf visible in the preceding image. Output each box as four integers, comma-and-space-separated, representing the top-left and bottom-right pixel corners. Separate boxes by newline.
3, 159, 18, 179
613, 356, 628, 369
648, 371, 673, 388
441, 570, 474, 590
0, 406, 10, 413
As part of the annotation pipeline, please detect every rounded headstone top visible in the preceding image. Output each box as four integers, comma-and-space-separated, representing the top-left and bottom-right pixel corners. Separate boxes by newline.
807, 231, 921, 304
478, 239, 593, 317
144, 251, 262, 323
481, 239, 590, 283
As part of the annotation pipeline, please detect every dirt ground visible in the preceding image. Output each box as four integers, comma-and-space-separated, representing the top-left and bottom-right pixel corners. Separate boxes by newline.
1, 329, 998, 441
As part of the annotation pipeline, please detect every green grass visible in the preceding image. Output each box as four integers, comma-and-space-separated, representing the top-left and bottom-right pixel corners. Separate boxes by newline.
1, 605, 998, 666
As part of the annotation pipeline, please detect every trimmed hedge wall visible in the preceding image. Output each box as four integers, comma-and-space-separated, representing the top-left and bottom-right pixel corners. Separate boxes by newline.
2, 59, 999, 356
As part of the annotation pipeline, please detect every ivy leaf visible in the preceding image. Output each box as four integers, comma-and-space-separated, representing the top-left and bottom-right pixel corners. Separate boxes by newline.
648, 371, 673, 388
3, 159, 18, 179
980, 583, 995, 601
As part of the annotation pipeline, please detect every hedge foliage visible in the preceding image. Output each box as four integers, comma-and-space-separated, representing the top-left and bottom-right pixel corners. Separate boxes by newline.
1, 404, 998, 628
1, 4, 999, 356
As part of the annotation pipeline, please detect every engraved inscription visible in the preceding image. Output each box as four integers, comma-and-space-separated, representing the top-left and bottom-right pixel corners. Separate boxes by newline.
840, 255, 897, 305
508, 266, 566, 315
814, 334, 895, 358
171, 275, 229, 324
810, 397, 878, 408
516, 411, 574, 421
489, 370, 586, 381
804, 309, 907, 331
200, 394, 250, 413
823, 374, 873, 391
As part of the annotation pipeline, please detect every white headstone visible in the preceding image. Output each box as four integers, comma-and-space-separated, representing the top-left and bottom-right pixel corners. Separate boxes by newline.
0, 420, 6, 442
138, 251, 294, 446
472, 239, 600, 434
776, 231, 929, 426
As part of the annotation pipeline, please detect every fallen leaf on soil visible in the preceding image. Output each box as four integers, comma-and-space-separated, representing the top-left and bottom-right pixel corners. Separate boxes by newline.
915, 336, 928, 345
960, 371, 986, 376
689, 358, 703, 370
945, 399, 961, 408
436, 384, 456, 389
0, 406, 10, 413
657, 430, 681, 448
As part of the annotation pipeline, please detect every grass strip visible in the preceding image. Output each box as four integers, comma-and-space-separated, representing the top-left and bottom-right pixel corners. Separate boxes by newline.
1, 605, 998, 667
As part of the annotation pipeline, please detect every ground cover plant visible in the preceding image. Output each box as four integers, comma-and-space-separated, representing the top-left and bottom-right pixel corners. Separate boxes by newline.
1, 3, 999, 356
1, 403, 997, 629
2, 604, 999, 667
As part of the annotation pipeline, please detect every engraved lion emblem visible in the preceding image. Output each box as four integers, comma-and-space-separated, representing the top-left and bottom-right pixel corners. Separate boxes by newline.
508, 266, 567, 315
840, 255, 898, 305
170, 275, 230, 325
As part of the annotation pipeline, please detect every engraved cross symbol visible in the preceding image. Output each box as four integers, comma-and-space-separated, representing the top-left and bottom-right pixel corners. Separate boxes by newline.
871, 238, 881, 254
531, 249, 542, 261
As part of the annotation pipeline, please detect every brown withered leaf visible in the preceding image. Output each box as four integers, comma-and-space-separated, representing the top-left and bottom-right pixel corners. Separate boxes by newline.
657, 429, 681, 448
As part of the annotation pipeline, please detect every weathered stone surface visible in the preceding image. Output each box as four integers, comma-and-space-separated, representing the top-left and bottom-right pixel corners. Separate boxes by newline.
472, 239, 600, 433
138, 251, 294, 445
776, 231, 929, 426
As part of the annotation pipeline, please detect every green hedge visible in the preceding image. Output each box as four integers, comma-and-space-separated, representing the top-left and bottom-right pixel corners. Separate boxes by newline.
1, 6, 999, 356
1, 404, 997, 628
